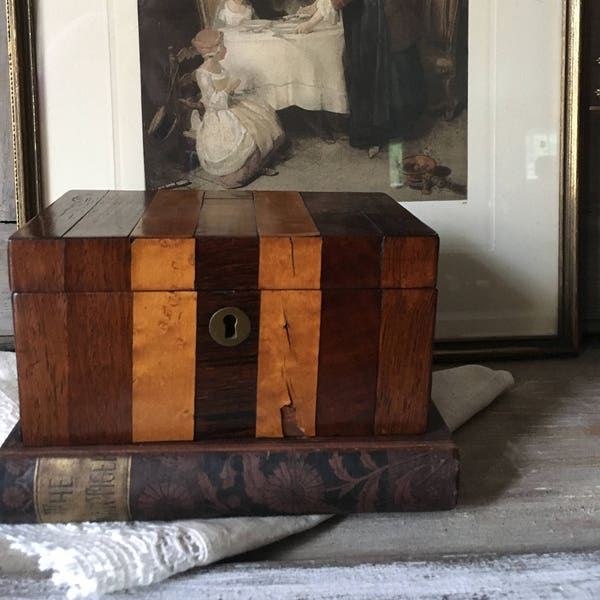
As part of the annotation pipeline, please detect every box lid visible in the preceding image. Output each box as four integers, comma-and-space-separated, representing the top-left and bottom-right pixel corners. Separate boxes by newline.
9, 190, 438, 293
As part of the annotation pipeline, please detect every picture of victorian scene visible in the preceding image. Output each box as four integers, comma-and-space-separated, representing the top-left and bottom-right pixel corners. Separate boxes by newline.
138, 0, 468, 200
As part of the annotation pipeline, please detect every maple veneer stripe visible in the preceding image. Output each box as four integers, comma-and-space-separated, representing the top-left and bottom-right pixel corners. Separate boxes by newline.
132, 291, 197, 442
256, 290, 320, 438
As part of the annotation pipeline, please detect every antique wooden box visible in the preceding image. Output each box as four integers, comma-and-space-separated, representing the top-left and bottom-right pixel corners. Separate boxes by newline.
9, 190, 438, 447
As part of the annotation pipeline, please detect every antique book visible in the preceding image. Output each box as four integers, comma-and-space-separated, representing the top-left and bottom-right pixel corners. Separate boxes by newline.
9, 190, 438, 447
0, 409, 458, 524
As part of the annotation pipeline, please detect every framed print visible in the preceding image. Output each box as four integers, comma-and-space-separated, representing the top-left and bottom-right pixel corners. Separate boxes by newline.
6, 0, 581, 358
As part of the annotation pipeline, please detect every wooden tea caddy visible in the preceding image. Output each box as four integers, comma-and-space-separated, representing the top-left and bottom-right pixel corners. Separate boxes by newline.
4, 189, 458, 519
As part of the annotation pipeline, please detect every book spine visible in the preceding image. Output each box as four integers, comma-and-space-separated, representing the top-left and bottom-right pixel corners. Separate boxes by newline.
0, 444, 458, 523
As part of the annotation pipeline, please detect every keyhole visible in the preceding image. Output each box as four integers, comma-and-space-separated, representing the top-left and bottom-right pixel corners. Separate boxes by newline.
223, 314, 237, 339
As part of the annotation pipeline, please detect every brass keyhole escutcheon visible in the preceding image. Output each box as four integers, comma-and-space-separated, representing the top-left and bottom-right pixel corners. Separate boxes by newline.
209, 307, 251, 347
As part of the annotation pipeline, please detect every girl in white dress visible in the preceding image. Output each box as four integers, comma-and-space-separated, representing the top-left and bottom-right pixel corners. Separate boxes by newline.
190, 29, 284, 188
213, 0, 255, 28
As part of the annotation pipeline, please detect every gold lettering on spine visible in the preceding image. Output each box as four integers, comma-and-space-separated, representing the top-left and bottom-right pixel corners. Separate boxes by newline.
34, 457, 132, 523
132, 291, 197, 442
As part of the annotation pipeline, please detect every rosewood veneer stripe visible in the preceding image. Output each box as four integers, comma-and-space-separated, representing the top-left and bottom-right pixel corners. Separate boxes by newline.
67, 292, 133, 445
375, 289, 437, 435
195, 197, 259, 290
256, 290, 321, 438
301, 192, 382, 289
132, 292, 197, 442
195, 290, 260, 439
316, 290, 380, 436
13, 293, 70, 446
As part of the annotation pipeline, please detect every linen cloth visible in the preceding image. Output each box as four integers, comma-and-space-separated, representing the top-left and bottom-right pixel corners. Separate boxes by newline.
222, 23, 349, 113
0, 351, 513, 598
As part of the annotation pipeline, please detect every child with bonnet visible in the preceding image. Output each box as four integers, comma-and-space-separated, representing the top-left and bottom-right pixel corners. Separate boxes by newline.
189, 29, 284, 188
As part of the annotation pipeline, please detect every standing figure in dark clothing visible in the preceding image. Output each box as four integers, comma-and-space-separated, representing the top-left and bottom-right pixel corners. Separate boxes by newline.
331, 0, 427, 155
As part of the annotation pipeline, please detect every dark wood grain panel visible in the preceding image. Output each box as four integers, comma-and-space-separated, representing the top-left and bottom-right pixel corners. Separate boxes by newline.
375, 289, 436, 435
195, 196, 259, 289
11, 190, 108, 239
196, 238, 259, 290
254, 191, 319, 237
67, 293, 133, 445
195, 290, 260, 439
64, 238, 131, 292
9, 239, 65, 292
357, 192, 438, 237
381, 236, 439, 289
13, 293, 70, 446
196, 197, 257, 237
316, 290, 380, 437
302, 192, 382, 288
131, 189, 204, 238
64, 190, 152, 238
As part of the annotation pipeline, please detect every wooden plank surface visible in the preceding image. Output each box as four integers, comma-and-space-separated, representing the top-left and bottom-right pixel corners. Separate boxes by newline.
67, 293, 133, 445
13, 293, 69, 446
63, 190, 151, 238
254, 191, 319, 237
195, 197, 259, 290
375, 289, 436, 435
195, 290, 260, 439
256, 291, 321, 438
316, 290, 380, 436
10, 190, 108, 239
131, 190, 204, 238
132, 292, 197, 442
9, 191, 109, 292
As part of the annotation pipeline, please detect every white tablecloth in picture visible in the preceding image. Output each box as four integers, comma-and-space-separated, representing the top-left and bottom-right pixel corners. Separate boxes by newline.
222, 23, 348, 114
